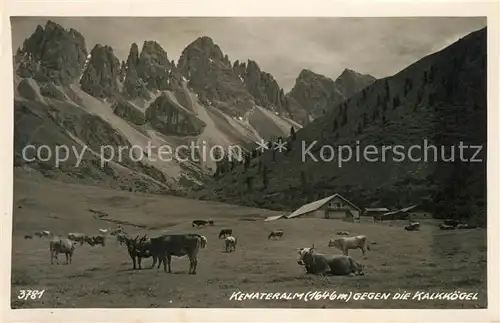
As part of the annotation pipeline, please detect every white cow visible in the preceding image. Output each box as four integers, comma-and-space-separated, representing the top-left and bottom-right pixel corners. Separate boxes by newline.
49, 237, 76, 265
328, 235, 371, 257
98, 229, 109, 234
225, 236, 237, 253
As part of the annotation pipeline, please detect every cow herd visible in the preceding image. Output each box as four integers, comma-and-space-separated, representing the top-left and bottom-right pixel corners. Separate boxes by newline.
22, 218, 377, 277
26, 216, 476, 278
177, 222, 370, 276
439, 219, 478, 230
27, 227, 125, 264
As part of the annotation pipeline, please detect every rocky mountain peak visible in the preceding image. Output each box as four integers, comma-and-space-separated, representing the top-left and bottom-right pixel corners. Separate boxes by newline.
176, 37, 251, 115
121, 41, 173, 99
335, 68, 376, 97
284, 68, 375, 123
16, 20, 88, 85
136, 40, 172, 91
296, 69, 335, 86
140, 41, 171, 66
180, 36, 227, 64
238, 59, 285, 112
297, 68, 321, 79
127, 43, 140, 66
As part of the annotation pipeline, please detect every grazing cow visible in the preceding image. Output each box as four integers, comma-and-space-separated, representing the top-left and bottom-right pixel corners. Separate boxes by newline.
67, 233, 87, 246
122, 235, 157, 270
328, 235, 371, 257
225, 236, 238, 252
268, 229, 284, 240
405, 222, 420, 231
85, 236, 96, 246
218, 229, 233, 239
98, 229, 108, 234
336, 231, 350, 236
296, 246, 364, 276
457, 223, 477, 230
142, 234, 207, 274
439, 223, 456, 230
24, 235, 32, 239
192, 220, 211, 227
110, 227, 124, 236
444, 219, 460, 227
49, 237, 76, 265
42, 230, 51, 237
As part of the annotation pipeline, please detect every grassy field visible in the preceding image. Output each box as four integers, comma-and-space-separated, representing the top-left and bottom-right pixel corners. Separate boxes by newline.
11, 169, 487, 309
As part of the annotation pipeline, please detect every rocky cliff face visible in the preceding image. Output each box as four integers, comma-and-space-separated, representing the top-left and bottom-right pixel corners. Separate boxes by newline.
112, 99, 146, 125
121, 41, 174, 100
145, 93, 205, 136
177, 36, 254, 116
284, 68, 376, 123
234, 59, 286, 113
15, 20, 88, 85
284, 69, 341, 122
137, 41, 173, 91
121, 43, 149, 99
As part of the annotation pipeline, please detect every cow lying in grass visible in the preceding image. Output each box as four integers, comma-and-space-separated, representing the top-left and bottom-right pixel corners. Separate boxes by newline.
328, 235, 371, 258
296, 246, 364, 276
405, 222, 420, 231
439, 223, 456, 230
192, 219, 214, 227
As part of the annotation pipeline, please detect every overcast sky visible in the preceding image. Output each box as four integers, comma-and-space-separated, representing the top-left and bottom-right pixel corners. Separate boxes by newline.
10, 17, 486, 91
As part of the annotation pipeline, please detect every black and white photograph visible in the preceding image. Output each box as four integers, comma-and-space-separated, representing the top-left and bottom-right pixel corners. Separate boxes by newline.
2, 0, 499, 320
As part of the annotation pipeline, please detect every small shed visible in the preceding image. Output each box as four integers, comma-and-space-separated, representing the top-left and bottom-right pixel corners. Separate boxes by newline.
264, 214, 286, 222
375, 205, 418, 221
286, 193, 361, 221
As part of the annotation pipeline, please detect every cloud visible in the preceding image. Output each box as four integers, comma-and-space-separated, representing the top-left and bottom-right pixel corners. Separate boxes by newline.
10, 17, 486, 91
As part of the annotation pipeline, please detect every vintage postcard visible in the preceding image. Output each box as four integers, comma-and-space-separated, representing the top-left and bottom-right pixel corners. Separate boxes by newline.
1, 0, 499, 322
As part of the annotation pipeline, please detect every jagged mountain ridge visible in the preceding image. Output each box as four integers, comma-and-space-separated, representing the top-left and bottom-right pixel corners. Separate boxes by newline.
14, 20, 371, 193
195, 27, 487, 225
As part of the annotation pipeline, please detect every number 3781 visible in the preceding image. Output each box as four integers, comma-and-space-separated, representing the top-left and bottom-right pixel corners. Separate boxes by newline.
17, 289, 45, 300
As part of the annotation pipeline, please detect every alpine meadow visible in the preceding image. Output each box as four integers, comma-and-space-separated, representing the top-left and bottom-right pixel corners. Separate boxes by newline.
10, 17, 487, 309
